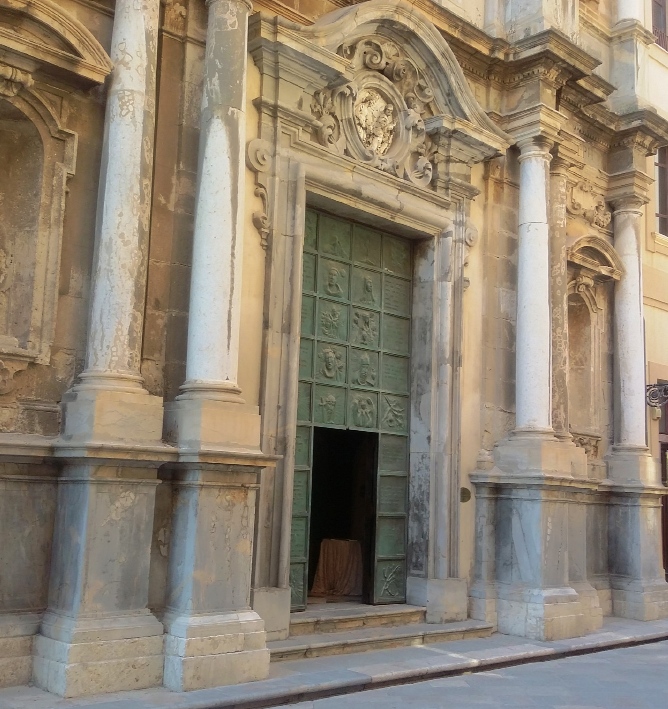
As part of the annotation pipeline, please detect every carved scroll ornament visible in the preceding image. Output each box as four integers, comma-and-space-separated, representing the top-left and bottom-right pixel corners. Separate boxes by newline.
246, 138, 273, 250
309, 37, 438, 189
566, 180, 612, 229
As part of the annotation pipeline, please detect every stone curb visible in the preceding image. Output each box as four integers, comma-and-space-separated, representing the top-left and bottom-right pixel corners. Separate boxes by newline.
138, 626, 668, 709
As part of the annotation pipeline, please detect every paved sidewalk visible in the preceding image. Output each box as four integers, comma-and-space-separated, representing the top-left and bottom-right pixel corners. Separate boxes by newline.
1, 618, 668, 709
282, 639, 668, 708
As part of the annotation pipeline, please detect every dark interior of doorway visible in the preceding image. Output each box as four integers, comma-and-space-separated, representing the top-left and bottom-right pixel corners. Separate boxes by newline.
308, 427, 377, 603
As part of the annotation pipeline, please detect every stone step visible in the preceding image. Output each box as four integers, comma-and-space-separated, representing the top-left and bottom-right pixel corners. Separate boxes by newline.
268, 619, 494, 662
288, 603, 426, 636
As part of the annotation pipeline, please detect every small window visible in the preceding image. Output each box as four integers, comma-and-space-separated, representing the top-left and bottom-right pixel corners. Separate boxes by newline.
657, 147, 668, 236
655, 0, 668, 49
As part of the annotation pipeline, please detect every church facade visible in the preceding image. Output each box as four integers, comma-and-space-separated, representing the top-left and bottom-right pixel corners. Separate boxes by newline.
1, 0, 668, 698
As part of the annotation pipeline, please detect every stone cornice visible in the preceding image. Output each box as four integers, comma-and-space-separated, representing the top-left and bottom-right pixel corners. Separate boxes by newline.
508, 29, 601, 77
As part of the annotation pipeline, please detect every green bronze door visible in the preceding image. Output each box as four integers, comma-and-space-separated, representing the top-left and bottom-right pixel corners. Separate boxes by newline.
290, 209, 411, 610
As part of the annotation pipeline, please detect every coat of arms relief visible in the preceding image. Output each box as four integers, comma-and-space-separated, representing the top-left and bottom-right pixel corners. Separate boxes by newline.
309, 37, 439, 188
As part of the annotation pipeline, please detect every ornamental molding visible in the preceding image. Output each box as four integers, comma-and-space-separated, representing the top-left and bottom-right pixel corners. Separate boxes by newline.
246, 138, 274, 250
0, 62, 33, 98
0, 0, 113, 86
567, 274, 601, 313
249, 0, 510, 197
308, 37, 439, 188
566, 180, 612, 229
566, 235, 624, 283
571, 430, 601, 459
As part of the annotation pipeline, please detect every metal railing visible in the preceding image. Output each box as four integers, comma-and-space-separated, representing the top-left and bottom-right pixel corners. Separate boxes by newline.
655, 27, 668, 51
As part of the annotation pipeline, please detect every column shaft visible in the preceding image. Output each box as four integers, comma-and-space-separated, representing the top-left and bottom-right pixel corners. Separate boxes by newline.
182, 0, 251, 396
612, 203, 646, 448
516, 141, 553, 432
616, 0, 644, 22
550, 160, 570, 437
86, 0, 159, 382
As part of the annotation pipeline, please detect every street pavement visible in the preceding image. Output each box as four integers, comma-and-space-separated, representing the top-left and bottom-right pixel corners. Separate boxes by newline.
285, 639, 668, 708
1, 619, 668, 709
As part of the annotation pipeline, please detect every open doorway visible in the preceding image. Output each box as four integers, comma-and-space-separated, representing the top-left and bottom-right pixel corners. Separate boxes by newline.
308, 427, 377, 603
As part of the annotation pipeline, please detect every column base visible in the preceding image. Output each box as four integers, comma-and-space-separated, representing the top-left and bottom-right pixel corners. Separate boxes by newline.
252, 587, 291, 641
61, 380, 165, 446
468, 582, 498, 628
494, 430, 584, 478
0, 613, 41, 688
32, 611, 164, 697
571, 582, 604, 634
164, 396, 262, 454
496, 586, 587, 641
163, 610, 269, 691
610, 579, 668, 621
407, 577, 468, 623
608, 446, 659, 486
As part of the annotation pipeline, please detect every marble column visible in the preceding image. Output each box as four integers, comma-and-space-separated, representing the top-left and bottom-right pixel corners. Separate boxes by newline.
60, 0, 163, 445
162, 0, 271, 690
516, 138, 553, 434
616, 0, 643, 22
607, 195, 668, 621
165, 0, 260, 453
611, 198, 648, 452
34, 1, 168, 697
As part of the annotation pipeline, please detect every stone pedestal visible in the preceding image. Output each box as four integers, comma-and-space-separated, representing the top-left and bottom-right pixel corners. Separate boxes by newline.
32, 464, 165, 697
607, 448, 668, 620
162, 465, 269, 691
473, 435, 598, 641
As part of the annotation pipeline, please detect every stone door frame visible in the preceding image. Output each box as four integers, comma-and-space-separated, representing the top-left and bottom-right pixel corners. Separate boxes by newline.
245, 0, 509, 634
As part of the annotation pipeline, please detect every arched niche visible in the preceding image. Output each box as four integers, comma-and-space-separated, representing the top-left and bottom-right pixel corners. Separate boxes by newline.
566, 235, 624, 461
0, 0, 111, 388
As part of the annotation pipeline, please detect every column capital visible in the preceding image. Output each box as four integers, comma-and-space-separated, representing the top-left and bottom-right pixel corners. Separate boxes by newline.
517, 136, 554, 162
610, 194, 646, 215
549, 153, 572, 177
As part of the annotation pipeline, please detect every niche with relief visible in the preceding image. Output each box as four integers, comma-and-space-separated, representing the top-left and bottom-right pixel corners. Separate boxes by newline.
566, 236, 623, 463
